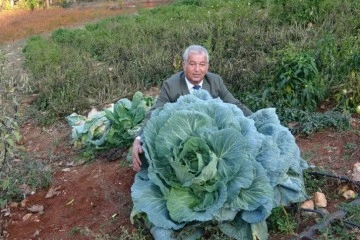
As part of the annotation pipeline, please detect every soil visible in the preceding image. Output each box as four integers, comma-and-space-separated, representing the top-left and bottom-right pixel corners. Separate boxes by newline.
1, 2, 360, 240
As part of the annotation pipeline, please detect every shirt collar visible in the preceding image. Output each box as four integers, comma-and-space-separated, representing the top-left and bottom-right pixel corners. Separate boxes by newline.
185, 77, 203, 92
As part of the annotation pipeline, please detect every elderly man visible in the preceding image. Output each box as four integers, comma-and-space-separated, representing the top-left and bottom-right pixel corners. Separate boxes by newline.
131, 44, 252, 171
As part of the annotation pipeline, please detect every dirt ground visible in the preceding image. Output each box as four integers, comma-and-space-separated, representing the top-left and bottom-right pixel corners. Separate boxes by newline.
0, 2, 360, 240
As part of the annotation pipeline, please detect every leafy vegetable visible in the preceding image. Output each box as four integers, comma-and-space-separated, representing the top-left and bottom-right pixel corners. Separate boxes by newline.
104, 91, 153, 149
66, 91, 153, 150
131, 90, 308, 239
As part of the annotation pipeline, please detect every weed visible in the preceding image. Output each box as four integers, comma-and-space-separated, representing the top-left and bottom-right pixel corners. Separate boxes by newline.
338, 202, 360, 225
301, 144, 321, 161
263, 49, 325, 112
69, 226, 149, 240
69, 227, 82, 235
344, 142, 357, 151
278, 108, 351, 135
0, 155, 52, 206
320, 220, 358, 240
303, 169, 326, 195
267, 206, 297, 235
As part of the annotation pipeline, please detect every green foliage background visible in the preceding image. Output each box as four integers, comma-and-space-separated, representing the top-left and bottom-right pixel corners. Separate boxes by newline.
22, 0, 359, 128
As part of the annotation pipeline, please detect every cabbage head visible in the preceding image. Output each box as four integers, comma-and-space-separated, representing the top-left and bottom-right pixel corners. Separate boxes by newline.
131, 90, 308, 240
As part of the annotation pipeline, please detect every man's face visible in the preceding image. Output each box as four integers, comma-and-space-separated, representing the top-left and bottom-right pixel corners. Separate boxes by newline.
182, 52, 209, 84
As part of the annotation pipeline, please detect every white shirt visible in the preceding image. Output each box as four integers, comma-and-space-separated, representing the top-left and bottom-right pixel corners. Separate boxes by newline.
135, 78, 203, 141
185, 77, 203, 93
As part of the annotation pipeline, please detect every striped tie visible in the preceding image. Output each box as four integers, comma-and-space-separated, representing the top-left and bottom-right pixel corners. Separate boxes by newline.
193, 85, 201, 90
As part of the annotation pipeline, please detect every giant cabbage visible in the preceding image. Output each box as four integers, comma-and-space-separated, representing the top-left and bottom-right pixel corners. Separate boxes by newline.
131, 90, 308, 239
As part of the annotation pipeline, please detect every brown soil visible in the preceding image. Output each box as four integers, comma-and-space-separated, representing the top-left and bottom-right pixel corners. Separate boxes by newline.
1, 2, 360, 240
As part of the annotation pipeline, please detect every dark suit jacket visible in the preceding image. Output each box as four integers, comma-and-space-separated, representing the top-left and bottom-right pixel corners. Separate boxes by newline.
138, 71, 253, 136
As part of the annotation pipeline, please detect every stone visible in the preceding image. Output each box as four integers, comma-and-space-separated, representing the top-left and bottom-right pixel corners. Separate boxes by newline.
314, 192, 327, 208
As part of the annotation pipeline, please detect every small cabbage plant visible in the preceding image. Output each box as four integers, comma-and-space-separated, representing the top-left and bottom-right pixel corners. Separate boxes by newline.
66, 91, 153, 150
131, 90, 308, 240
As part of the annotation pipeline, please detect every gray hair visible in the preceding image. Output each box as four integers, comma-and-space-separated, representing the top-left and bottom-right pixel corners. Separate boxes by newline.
182, 45, 209, 63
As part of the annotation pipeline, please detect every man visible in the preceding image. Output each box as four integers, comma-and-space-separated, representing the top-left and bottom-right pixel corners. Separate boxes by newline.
131, 45, 252, 171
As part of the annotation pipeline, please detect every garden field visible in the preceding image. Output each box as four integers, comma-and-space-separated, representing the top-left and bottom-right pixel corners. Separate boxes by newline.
1, 0, 359, 239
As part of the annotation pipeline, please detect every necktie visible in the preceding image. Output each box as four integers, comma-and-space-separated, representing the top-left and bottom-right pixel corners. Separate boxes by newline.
193, 85, 201, 90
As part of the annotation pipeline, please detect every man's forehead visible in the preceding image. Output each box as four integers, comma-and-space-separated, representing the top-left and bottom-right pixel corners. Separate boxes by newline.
187, 53, 207, 61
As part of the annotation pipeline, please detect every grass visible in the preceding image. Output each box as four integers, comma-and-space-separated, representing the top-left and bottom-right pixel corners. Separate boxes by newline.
16, 0, 358, 130
0, 155, 52, 207
69, 226, 149, 240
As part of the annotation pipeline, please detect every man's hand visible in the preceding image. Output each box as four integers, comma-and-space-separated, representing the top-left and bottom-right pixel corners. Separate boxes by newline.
132, 138, 143, 171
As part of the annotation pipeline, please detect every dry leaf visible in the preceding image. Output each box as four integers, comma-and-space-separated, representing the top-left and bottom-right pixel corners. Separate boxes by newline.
21, 199, 28, 207
23, 213, 33, 221
45, 186, 61, 199
18, 183, 32, 196
66, 161, 78, 167
33, 230, 41, 237
66, 199, 75, 205
27, 204, 44, 214
1, 208, 11, 217
10, 202, 19, 208
352, 162, 360, 181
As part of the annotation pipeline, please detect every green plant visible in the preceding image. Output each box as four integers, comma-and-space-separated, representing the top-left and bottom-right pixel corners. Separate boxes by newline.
131, 90, 308, 239
303, 169, 326, 195
320, 220, 358, 240
0, 116, 21, 167
315, 34, 337, 75
69, 226, 149, 240
0, 156, 52, 207
266, 206, 297, 234
279, 108, 351, 135
263, 49, 325, 112
0, 51, 26, 207
339, 202, 360, 224
270, 0, 324, 26
60, 0, 72, 8
333, 69, 360, 112
344, 142, 357, 151
66, 91, 153, 152
0, 52, 22, 168
104, 91, 153, 149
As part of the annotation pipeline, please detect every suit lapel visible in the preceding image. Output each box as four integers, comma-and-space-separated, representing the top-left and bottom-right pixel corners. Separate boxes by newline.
180, 72, 190, 95
202, 76, 210, 91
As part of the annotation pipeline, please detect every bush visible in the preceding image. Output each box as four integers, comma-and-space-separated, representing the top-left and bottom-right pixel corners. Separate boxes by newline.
263, 49, 325, 112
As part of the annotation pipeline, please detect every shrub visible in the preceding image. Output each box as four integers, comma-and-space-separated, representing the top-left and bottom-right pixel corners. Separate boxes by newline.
263, 49, 325, 112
